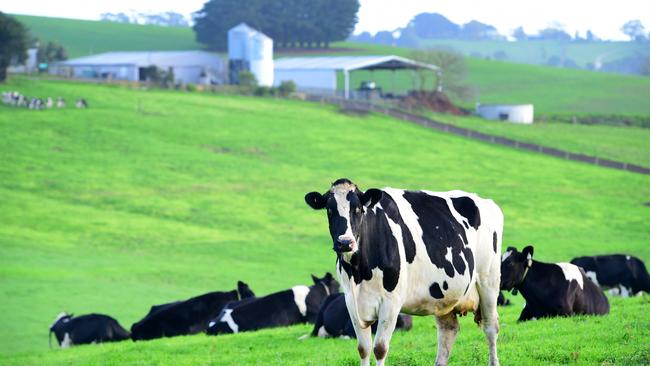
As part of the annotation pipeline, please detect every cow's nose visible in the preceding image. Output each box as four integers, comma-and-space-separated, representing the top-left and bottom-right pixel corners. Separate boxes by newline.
337, 236, 355, 245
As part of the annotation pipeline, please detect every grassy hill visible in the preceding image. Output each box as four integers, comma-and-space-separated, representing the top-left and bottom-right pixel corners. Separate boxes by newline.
13, 14, 202, 58
13, 15, 650, 117
0, 77, 648, 365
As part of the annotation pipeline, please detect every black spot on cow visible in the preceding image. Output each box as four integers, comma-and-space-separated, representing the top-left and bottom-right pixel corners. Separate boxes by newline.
492, 231, 498, 253
443, 281, 448, 290
403, 191, 474, 280
451, 196, 481, 230
380, 194, 416, 263
429, 282, 444, 299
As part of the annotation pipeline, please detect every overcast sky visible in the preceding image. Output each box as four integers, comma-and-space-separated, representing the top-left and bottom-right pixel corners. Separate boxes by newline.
3, 0, 650, 40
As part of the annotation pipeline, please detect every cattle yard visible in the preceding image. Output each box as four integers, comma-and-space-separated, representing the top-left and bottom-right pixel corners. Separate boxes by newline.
0, 76, 649, 365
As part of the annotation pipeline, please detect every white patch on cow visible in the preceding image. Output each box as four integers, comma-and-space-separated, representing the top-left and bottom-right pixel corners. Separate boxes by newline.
292, 285, 310, 317
332, 183, 356, 244
50, 312, 69, 329
556, 263, 584, 289
208, 321, 216, 328
340, 335, 351, 340
531, 317, 537, 321
61, 333, 72, 348
608, 287, 620, 296
620, 286, 630, 298
585, 271, 600, 286
219, 309, 239, 333
317, 326, 330, 338
626, 255, 631, 261
501, 250, 512, 262
444, 247, 453, 264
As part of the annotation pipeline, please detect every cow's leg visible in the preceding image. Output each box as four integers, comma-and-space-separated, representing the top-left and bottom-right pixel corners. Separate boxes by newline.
373, 302, 401, 366
477, 285, 500, 366
434, 313, 459, 366
352, 321, 372, 366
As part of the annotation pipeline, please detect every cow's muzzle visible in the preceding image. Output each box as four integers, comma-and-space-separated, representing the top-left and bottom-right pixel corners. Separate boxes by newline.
334, 237, 356, 253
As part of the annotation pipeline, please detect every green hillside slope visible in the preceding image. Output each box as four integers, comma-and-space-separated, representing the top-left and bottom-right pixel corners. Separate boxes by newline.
13, 14, 202, 58
0, 77, 648, 365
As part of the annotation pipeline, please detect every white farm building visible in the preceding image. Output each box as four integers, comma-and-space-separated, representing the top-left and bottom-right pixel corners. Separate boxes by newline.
273, 56, 440, 98
476, 104, 534, 124
51, 51, 225, 84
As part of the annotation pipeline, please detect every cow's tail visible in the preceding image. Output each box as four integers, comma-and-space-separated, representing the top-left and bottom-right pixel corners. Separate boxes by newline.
48, 330, 53, 349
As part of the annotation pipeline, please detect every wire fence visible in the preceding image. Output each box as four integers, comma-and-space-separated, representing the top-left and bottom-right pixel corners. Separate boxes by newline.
306, 95, 650, 176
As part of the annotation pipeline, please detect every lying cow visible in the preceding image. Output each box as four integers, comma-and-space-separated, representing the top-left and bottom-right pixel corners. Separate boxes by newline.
570, 254, 650, 297
310, 293, 412, 339
305, 179, 504, 366
206, 273, 339, 335
501, 246, 609, 322
49, 312, 130, 348
131, 281, 255, 340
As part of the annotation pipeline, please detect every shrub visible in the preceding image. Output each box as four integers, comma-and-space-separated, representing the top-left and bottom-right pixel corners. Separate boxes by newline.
278, 80, 297, 96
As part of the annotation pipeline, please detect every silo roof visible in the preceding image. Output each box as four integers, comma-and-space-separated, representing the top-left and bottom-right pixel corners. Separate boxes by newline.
274, 55, 439, 72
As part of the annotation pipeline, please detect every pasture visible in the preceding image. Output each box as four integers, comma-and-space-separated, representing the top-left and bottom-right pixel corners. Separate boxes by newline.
0, 76, 649, 365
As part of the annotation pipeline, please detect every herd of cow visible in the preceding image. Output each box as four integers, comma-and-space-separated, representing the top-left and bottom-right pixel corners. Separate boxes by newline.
1, 91, 88, 109
49, 179, 649, 366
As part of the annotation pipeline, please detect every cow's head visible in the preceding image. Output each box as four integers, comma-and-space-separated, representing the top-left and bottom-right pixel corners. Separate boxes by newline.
49, 312, 72, 331
305, 178, 382, 254
237, 281, 255, 299
310, 272, 340, 295
500, 245, 534, 292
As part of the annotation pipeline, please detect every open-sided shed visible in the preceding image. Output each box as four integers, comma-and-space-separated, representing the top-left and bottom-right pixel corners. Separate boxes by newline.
273, 55, 439, 98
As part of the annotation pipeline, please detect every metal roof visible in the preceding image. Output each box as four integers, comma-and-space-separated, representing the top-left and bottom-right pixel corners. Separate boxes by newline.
274, 55, 439, 72
57, 51, 223, 67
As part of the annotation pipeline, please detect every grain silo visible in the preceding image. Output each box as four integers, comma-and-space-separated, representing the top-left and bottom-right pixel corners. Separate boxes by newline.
476, 103, 534, 124
227, 23, 274, 87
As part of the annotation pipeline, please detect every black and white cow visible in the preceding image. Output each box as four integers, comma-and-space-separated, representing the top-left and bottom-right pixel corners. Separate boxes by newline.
570, 254, 650, 297
206, 273, 339, 335
130, 281, 255, 340
310, 293, 412, 339
501, 246, 610, 322
49, 312, 130, 348
496, 291, 510, 306
305, 179, 503, 366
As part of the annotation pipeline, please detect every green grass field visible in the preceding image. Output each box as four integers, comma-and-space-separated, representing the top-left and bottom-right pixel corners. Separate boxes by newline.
12, 15, 650, 117
0, 77, 649, 365
13, 14, 202, 58
425, 113, 650, 167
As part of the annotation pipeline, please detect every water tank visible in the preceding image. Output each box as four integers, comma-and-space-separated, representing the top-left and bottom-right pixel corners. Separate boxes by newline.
476, 104, 534, 124
227, 23, 274, 87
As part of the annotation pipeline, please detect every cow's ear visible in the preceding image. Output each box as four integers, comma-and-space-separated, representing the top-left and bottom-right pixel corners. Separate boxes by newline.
305, 192, 327, 210
522, 245, 534, 267
506, 246, 517, 252
324, 272, 333, 282
361, 189, 383, 208
311, 274, 319, 284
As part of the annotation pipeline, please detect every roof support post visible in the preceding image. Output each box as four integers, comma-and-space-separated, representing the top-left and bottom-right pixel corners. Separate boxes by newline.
344, 69, 350, 99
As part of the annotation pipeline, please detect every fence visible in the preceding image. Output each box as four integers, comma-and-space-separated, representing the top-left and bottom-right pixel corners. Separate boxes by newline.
306, 95, 650, 176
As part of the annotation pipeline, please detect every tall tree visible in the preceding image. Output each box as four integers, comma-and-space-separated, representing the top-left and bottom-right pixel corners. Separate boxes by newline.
192, 0, 359, 50
0, 12, 29, 82
621, 20, 646, 41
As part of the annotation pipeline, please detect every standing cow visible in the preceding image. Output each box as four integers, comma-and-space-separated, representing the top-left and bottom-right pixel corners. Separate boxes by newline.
305, 178, 503, 366
49, 312, 130, 348
501, 246, 610, 321
570, 254, 650, 296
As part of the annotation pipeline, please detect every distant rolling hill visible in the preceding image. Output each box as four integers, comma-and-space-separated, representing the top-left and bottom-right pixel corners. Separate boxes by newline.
13, 14, 203, 58
11, 14, 650, 117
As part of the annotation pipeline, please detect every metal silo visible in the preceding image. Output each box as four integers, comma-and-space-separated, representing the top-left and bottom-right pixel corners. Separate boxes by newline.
227, 23, 273, 87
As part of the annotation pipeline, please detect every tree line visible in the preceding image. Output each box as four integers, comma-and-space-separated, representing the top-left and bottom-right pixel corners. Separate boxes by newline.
192, 0, 359, 50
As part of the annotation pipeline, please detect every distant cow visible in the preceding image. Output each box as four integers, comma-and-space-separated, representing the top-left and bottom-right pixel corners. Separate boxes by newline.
500, 246, 609, 322
49, 312, 130, 348
206, 273, 339, 335
305, 179, 504, 366
310, 293, 412, 339
570, 254, 650, 297
131, 281, 255, 341
75, 98, 88, 108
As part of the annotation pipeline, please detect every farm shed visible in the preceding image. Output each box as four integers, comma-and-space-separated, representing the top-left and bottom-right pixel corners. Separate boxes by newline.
476, 103, 534, 124
273, 56, 439, 99
50, 51, 225, 85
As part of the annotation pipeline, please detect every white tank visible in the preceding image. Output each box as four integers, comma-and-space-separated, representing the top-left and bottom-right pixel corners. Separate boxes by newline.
476, 104, 534, 124
227, 23, 274, 87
